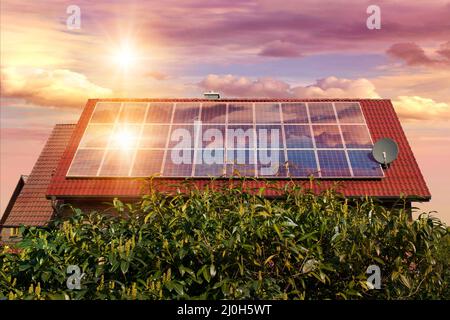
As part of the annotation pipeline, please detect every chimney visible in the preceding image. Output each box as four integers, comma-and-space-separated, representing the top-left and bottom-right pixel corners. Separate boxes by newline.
203, 91, 220, 100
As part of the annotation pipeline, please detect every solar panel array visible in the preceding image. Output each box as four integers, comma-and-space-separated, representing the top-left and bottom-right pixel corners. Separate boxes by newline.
67, 101, 384, 178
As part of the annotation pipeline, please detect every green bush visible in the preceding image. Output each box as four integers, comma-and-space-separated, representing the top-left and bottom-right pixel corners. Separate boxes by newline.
0, 181, 448, 299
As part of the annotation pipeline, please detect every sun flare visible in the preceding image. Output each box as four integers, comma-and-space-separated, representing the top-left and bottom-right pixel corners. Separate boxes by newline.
112, 130, 136, 150
113, 46, 137, 70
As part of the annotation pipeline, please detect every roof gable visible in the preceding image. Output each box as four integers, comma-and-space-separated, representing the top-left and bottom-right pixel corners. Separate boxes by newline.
2, 124, 75, 227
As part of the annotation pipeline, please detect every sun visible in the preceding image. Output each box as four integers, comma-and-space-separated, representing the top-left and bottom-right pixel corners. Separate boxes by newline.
113, 45, 137, 70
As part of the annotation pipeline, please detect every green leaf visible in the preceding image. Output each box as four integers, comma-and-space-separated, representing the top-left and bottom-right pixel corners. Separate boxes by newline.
273, 224, 283, 239
399, 274, 411, 290
210, 264, 216, 278
120, 261, 129, 274
203, 265, 211, 283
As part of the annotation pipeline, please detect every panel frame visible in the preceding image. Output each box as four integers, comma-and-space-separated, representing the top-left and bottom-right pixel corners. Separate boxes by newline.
66, 101, 384, 179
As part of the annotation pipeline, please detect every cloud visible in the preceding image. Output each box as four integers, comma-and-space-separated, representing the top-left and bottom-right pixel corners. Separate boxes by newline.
392, 96, 450, 121
1, 67, 113, 108
146, 71, 169, 80
437, 41, 450, 60
199, 74, 379, 98
0, 127, 51, 142
199, 74, 291, 98
259, 41, 303, 57
291, 77, 380, 99
387, 42, 450, 67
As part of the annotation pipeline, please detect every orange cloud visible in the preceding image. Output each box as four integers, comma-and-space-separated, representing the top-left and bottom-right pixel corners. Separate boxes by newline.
146, 71, 169, 80
291, 77, 379, 99
392, 96, 450, 121
1, 67, 113, 108
199, 74, 291, 98
199, 75, 379, 99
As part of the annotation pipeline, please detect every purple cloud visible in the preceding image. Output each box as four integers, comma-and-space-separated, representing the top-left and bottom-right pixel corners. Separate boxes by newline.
387, 42, 450, 67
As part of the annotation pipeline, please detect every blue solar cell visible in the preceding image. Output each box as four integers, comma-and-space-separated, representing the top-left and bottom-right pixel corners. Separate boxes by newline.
201, 125, 225, 149
79, 125, 113, 148
226, 125, 255, 149
284, 125, 313, 148
225, 149, 256, 176
146, 103, 173, 123
139, 125, 170, 148
341, 125, 372, 148
255, 103, 281, 123
168, 125, 194, 149
109, 124, 141, 150
334, 102, 365, 123
119, 103, 147, 123
308, 102, 336, 123
132, 150, 164, 176
99, 149, 134, 177
348, 150, 383, 177
163, 149, 193, 176
172, 103, 200, 123
194, 148, 225, 177
281, 103, 308, 123
194, 163, 225, 177
256, 125, 283, 149
257, 149, 287, 177
90, 102, 121, 123
201, 103, 227, 123
317, 150, 351, 177
312, 125, 343, 148
228, 103, 253, 123
286, 150, 318, 177
68, 149, 104, 176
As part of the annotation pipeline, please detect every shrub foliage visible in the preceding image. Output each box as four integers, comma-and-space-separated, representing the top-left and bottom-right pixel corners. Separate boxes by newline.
1, 181, 448, 299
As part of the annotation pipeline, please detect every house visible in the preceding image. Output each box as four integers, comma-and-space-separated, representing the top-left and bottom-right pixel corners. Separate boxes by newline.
0, 98, 431, 241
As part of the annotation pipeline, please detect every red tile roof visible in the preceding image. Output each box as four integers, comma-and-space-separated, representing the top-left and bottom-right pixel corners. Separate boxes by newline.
46, 98, 430, 201
1, 124, 76, 227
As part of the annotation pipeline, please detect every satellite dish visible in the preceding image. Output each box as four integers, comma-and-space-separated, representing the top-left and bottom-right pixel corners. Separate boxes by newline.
372, 138, 399, 167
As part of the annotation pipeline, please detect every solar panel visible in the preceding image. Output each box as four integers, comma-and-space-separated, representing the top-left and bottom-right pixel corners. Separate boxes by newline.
201, 103, 227, 123
257, 149, 287, 177
334, 102, 365, 123
139, 125, 170, 148
348, 150, 383, 177
255, 103, 281, 123
317, 150, 351, 177
100, 149, 134, 177
79, 125, 113, 148
341, 125, 372, 148
284, 125, 313, 148
287, 150, 318, 177
67, 149, 103, 176
118, 102, 147, 123
227, 103, 253, 123
132, 150, 164, 176
67, 101, 384, 178
173, 103, 200, 123
225, 149, 256, 176
146, 103, 173, 123
312, 125, 343, 148
90, 102, 120, 123
256, 125, 283, 148
281, 103, 308, 123
308, 102, 336, 123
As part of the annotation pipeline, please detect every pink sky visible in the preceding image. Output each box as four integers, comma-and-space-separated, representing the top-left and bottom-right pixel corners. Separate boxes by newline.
1, 0, 449, 224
